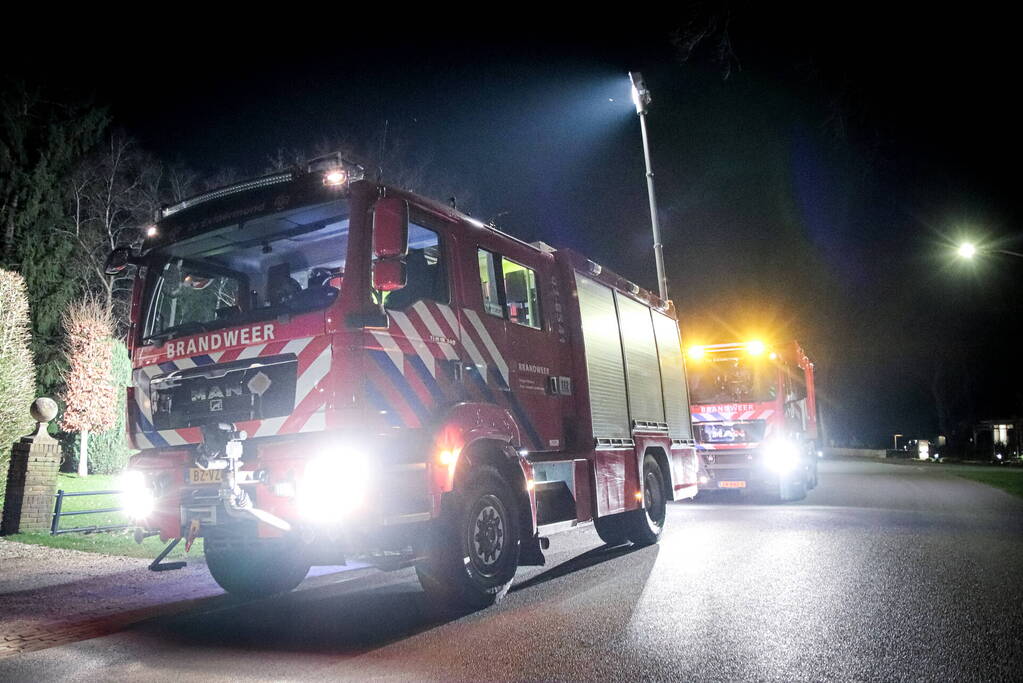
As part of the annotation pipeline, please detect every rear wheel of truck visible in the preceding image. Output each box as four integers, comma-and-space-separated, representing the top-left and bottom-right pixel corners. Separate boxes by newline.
624, 454, 667, 546
204, 531, 311, 599
416, 466, 520, 610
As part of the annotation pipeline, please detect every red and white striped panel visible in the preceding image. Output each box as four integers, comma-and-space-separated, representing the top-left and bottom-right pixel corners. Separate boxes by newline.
132, 336, 331, 448
366, 301, 511, 387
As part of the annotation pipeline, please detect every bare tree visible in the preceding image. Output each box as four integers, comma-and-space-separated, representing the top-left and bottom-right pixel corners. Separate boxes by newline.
672, 2, 743, 79
57, 132, 191, 335
62, 134, 157, 301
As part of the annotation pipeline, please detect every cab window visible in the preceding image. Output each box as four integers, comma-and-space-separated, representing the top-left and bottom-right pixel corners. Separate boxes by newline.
478, 250, 503, 317
477, 248, 543, 330
379, 222, 447, 310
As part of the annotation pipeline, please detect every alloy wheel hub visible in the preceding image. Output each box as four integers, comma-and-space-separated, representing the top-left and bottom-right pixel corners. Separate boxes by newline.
473, 504, 504, 566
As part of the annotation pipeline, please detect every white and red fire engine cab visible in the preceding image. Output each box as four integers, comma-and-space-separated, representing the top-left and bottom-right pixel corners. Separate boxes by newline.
107, 154, 699, 607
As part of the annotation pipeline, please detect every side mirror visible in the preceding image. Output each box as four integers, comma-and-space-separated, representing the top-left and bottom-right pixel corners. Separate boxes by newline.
104, 247, 134, 275
372, 259, 407, 292
372, 197, 409, 259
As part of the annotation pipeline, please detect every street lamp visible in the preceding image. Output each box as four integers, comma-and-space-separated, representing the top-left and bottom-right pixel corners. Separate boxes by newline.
629, 71, 669, 301
955, 242, 1023, 259
893, 433, 903, 450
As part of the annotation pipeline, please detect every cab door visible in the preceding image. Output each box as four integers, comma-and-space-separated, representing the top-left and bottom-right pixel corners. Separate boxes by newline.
467, 241, 565, 453
363, 215, 463, 428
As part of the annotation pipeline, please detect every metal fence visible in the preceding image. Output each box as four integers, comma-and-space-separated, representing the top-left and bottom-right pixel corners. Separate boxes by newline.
50, 489, 131, 535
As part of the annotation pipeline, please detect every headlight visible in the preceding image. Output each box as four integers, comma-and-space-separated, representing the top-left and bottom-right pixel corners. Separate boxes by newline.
297, 449, 370, 523
762, 440, 801, 473
120, 470, 155, 520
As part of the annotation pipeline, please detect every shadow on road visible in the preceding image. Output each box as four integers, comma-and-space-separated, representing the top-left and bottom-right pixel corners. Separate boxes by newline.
129, 541, 653, 657
133, 575, 456, 655
510, 542, 642, 593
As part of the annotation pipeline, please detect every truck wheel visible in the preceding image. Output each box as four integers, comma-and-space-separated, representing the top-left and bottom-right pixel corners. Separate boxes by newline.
625, 454, 667, 546
204, 533, 310, 598
416, 466, 520, 610
808, 459, 819, 489
780, 476, 807, 502
593, 513, 630, 547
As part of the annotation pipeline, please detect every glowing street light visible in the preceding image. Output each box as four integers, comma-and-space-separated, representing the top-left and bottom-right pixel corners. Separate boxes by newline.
629, 71, 668, 301
955, 241, 1023, 260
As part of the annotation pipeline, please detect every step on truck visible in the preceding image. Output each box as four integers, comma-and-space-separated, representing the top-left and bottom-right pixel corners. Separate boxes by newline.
686, 341, 820, 501
106, 154, 700, 607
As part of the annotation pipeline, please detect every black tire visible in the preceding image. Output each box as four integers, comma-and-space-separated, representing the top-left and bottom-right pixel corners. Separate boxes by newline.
625, 455, 668, 546
593, 512, 630, 547
416, 466, 520, 609
204, 532, 310, 598
781, 476, 807, 502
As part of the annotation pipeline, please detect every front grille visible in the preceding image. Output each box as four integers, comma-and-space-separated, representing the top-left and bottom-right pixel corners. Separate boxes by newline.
149, 354, 298, 430
710, 467, 752, 482
707, 451, 754, 466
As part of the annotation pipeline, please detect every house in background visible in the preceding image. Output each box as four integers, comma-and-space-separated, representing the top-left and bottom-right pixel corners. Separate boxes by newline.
972, 419, 1021, 460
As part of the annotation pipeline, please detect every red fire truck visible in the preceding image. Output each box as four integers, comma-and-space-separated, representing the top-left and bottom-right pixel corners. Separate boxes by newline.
106, 154, 699, 608
685, 341, 820, 500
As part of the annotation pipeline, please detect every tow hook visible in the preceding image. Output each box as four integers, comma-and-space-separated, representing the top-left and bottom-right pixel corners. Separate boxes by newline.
196, 423, 293, 533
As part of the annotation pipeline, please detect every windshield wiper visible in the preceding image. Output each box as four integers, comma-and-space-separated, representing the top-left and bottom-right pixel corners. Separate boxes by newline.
142, 321, 210, 347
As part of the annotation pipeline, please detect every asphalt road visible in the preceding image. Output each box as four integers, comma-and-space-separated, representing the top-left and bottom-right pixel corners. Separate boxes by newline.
3, 458, 1023, 681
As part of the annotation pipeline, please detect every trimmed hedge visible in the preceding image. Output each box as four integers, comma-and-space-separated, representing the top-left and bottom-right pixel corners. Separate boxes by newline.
0, 270, 38, 497
62, 339, 134, 475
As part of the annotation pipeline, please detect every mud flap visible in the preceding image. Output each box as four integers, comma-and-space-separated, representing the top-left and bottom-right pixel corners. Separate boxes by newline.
518, 533, 546, 566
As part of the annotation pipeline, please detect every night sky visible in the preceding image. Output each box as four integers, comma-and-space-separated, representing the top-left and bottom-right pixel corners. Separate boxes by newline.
6, 8, 1020, 447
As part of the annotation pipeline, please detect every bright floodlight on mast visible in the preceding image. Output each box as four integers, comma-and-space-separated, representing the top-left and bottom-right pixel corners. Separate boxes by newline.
630, 71, 651, 114
629, 71, 668, 301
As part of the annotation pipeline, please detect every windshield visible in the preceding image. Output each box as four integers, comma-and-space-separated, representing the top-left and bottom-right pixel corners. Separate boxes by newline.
688, 357, 778, 404
142, 199, 349, 343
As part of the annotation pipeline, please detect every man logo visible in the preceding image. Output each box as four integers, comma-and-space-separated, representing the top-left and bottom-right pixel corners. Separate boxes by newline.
210, 398, 223, 412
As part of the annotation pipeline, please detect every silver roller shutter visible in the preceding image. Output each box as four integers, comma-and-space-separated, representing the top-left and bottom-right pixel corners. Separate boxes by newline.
575, 274, 630, 439
652, 311, 693, 439
616, 293, 665, 424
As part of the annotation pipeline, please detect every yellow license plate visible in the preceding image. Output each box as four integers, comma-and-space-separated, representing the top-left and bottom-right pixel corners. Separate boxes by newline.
718, 480, 746, 489
189, 469, 222, 485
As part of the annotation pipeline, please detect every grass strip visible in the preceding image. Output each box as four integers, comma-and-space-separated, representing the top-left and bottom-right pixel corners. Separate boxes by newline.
2, 472, 201, 558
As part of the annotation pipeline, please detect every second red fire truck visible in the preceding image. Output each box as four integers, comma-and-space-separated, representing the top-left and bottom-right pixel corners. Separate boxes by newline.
107, 154, 699, 608
686, 340, 820, 500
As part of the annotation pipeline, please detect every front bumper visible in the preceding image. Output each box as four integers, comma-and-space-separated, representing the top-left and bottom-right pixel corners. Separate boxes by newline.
127, 440, 437, 557
699, 450, 808, 497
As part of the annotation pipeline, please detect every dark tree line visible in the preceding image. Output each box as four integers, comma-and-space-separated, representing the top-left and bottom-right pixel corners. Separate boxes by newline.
0, 81, 201, 400
2, 82, 107, 395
